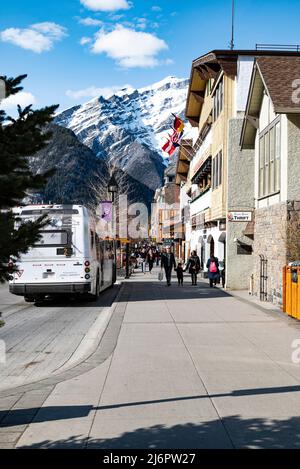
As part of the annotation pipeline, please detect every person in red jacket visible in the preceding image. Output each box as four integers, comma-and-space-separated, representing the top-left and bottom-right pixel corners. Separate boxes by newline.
207, 255, 220, 288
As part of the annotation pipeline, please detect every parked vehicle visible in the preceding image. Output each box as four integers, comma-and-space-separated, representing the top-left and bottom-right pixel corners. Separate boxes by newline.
9, 204, 116, 302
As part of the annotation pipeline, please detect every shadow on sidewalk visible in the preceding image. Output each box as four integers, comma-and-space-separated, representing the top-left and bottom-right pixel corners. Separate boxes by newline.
2, 384, 300, 429
14, 414, 300, 448
31, 284, 120, 308
123, 280, 232, 302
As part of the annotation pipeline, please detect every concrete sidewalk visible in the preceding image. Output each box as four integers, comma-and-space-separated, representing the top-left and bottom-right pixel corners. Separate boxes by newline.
3, 268, 300, 448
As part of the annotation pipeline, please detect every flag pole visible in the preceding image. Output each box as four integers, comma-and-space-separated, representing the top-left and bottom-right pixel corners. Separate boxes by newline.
230, 0, 235, 50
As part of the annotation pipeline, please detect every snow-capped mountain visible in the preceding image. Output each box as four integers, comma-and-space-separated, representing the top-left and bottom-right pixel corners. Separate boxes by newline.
55, 76, 189, 191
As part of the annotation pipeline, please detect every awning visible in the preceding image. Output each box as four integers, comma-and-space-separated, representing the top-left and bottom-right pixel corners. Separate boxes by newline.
191, 156, 212, 184
243, 221, 255, 237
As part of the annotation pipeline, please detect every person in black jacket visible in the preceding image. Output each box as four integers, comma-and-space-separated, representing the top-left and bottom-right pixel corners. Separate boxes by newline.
186, 250, 201, 285
175, 262, 184, 286
161, 246, 176, 286
207, 255, 220, 288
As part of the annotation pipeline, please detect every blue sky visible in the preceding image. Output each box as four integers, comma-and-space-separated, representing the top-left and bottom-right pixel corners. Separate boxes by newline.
1, 0, 300, 112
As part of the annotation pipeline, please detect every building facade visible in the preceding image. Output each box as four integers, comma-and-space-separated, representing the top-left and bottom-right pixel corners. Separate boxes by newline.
152, 163, 180, 254
241, 56, 300, 304
177, 49, 300, 291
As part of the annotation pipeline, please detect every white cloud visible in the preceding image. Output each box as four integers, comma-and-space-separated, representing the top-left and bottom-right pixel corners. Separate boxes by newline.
135, 17, 147, 30
0, 22, 67, 53
80, 36, 92, 45
151, 6, 162, 12
91, 25, 168, 68
66, 84, 132, 100
109, 14, 124, 21
31, 22, 67, 38
0, 91, 36, 111
78, 17, 103, 26
80, 0, 131, 12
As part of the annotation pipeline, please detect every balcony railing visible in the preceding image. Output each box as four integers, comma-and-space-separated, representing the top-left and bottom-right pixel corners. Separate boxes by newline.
256, 43, 300, 51
190, 188, 212, 217
191, 185, 211, 203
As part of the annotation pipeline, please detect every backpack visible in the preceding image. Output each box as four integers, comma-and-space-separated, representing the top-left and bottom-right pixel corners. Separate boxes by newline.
209, 261, 217, 273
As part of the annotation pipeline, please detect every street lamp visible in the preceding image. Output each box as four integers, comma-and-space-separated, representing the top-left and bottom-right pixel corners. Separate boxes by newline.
108, 173, 118, 203
107, 173, 118, 283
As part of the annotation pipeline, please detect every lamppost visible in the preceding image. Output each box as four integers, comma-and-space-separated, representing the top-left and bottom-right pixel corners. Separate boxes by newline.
108, 174, 118, 204
108, 174, 118, 282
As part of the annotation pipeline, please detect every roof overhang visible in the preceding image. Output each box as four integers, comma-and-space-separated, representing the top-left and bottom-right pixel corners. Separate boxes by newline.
185, 50, 240, 128
241, 55, 300, 149
175, 140, 193, 185
240, 64, 265, 149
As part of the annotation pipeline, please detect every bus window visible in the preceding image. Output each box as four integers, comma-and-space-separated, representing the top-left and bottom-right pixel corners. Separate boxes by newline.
35, 230, 69, 247
95, 233, 101, 261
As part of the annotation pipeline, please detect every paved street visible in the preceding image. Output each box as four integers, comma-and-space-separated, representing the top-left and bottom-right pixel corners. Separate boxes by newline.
2, 268, 300, 448
0, 284, 119, 392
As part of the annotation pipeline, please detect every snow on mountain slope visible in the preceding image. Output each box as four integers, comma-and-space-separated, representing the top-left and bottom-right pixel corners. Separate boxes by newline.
56, 76, 189, 191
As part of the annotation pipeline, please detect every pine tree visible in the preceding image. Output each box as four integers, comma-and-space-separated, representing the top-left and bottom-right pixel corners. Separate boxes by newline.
0, 75, 59, 282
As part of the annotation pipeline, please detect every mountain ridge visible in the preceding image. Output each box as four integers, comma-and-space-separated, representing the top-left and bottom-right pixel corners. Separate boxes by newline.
55, 76, 189, 191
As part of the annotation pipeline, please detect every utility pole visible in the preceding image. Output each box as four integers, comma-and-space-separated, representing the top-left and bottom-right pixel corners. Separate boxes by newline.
230, 0, 235, 50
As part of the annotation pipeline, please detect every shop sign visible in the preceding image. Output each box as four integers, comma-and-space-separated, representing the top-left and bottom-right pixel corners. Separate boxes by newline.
228, 211, 252, 222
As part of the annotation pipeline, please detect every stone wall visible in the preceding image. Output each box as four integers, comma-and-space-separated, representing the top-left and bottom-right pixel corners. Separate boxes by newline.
253, 201, 300, 305
287, 115, 300, 200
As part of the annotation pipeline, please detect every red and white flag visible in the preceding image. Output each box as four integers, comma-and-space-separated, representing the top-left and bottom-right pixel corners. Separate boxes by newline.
162, 139, 176, 156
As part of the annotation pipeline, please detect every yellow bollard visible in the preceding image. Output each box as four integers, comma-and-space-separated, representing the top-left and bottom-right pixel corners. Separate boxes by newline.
286, 266, 292, 316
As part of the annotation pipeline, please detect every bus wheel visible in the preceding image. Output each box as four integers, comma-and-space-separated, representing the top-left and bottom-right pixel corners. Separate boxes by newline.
34, 295, 45, 305
24, 296, 35, 303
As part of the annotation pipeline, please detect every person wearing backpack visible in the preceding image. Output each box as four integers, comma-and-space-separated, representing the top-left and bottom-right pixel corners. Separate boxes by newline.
186, 250, 201, 285
207, 255, 220, 288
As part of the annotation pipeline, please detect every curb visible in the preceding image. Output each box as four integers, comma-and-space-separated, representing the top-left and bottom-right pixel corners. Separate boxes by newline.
0, 282, 126, 398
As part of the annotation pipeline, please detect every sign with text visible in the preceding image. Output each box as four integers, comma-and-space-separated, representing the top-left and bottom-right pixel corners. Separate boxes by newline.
228, 211, 252, 222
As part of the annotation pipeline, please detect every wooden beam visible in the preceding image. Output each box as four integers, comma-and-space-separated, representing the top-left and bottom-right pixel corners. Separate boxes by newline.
246, 115, 259, 129
194, 67, 207, 80
192, 90, 205, 104
182, 148, 193, 161
178, 161, 190, 172
218, 59, 237, 77
187, 116, 200, 127
202, 63, 220, 79
178, 173, 187, 181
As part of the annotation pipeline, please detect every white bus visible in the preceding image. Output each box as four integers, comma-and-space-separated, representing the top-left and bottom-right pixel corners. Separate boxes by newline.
9, 204, 116, 303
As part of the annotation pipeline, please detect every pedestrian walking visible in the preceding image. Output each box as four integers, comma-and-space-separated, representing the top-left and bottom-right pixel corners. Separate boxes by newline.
141, 247, 147, 274
207, 255, 220, 288
175, 262, 184, 286
155, 249, 160, 266
218, 260, 225, 288
147, 247, 154, 273
161, 246, 176, 286
186, 250, 201, 285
